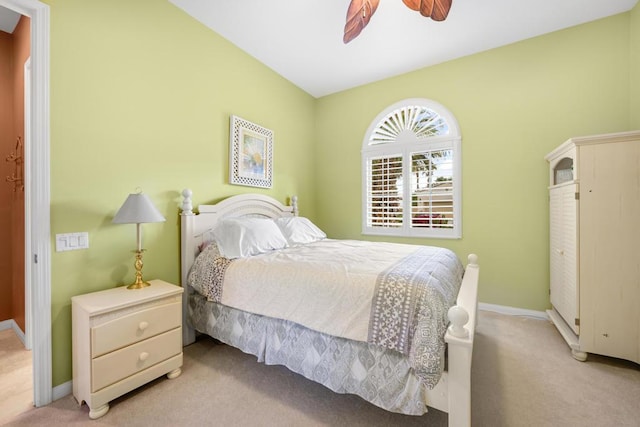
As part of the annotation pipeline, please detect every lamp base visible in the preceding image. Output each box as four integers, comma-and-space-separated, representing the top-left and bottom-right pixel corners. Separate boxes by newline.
127, 279, 151, 290
126, 249, 151, 290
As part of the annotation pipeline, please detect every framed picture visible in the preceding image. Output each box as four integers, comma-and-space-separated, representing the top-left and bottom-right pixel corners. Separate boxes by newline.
229, 115, 273, 188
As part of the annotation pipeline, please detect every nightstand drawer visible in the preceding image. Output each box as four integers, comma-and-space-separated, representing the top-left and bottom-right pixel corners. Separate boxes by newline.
91, 301, 181, 357
91, 327, 181, 392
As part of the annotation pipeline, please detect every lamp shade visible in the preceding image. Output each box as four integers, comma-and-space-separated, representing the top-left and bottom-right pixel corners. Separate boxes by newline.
112, 193, 165, 224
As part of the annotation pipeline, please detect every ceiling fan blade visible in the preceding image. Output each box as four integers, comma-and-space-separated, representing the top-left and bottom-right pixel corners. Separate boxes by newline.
431, 0, 452, 21
402, 0, 421, 11
403, 0, 452, 21
343, 0, 380, 44
419, 0, 435, 18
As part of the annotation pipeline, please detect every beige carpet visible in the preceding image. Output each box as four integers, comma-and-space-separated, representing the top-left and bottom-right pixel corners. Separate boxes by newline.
4, 311, 640, 426
0, 329, 32, 425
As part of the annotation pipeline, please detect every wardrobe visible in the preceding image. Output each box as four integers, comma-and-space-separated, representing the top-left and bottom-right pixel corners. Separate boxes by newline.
545, 130, 640, 364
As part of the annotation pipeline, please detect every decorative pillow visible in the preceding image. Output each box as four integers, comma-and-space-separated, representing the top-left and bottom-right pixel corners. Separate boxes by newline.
213, 217, 288, 259
198, 228, 218, 253
274, 216, 326, 246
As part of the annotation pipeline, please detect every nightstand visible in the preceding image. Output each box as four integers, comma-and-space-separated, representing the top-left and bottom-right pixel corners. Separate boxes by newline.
72, 280, 183, 419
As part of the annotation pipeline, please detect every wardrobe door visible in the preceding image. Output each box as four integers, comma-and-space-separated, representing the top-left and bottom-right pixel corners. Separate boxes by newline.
579, 142, 640, 361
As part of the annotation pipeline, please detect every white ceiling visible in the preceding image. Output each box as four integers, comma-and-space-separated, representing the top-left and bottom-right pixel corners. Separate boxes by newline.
170, 0, 638, 98
0, 5, 20, 34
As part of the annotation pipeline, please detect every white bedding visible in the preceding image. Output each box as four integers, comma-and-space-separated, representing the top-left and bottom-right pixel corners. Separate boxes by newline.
224, 239, 422, 342
188, 238, 464, 387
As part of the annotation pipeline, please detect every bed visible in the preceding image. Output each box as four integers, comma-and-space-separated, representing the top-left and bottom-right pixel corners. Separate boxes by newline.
179, 190, 479, 427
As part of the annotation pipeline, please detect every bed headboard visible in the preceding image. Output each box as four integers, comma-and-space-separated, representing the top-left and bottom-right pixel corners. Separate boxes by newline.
179, 189, 298, 344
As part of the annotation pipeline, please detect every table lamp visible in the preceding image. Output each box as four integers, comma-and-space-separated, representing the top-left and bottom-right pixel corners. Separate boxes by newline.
112, 191, 165, 289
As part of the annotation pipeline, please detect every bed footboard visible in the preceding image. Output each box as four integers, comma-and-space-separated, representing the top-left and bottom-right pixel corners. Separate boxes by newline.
444, 254, 479, 427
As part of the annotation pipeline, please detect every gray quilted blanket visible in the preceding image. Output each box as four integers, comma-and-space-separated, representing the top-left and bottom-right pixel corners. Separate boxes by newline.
188, 240, 463, 388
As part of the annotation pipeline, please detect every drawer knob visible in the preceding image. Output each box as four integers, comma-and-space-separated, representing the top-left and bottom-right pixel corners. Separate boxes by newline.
138, 321, 149, 331
139, 352, 149, 362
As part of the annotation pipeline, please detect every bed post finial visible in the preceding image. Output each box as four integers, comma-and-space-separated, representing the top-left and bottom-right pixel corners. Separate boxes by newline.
181, 188, 193, 215
467, 254, 478, 268
291, 195, 299, 216
447, 305, 470, 338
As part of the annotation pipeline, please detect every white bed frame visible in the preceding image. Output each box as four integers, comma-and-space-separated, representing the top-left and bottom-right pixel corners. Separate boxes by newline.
179, 189, 479, 427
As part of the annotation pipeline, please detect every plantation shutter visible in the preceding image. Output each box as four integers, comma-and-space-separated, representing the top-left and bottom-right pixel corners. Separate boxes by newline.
362, 99, 461, 238
366, 155, 403, 228
410, 149, 454, 231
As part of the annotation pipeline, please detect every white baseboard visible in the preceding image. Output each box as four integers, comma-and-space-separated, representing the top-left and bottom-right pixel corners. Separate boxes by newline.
0, 319, 12, 331
52, 381, 72, 401
479, 302, 549, 320
0, 319, 26, 346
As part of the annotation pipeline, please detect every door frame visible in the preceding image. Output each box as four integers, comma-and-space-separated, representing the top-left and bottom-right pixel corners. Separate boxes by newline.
0, 0, 51, 407
24, 56, 31, 351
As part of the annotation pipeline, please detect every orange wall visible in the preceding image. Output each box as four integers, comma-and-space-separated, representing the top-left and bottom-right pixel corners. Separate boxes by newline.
11, 16, 30, 332
0, 16, 29, 330
0, 30, 14, 323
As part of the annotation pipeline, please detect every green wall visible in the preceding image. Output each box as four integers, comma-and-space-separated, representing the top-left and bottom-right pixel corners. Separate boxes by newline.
44, 0, 640, 387
315, 14, 633, 313
46, 0, 316, 386
631, 3, 640, 128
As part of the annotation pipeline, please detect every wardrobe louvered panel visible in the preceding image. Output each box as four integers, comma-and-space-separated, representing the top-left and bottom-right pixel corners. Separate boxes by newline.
549, 183, 579, 335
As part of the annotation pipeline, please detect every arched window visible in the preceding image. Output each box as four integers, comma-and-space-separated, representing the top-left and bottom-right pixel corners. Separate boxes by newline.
362, 99, 461, 238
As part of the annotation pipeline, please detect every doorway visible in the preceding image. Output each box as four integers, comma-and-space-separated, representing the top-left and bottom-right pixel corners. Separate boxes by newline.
0, 10, 30, 419
0, 0, 51, 410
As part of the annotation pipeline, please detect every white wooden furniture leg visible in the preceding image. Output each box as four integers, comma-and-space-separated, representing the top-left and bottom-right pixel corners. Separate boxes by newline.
167, 368, 182, 379
571, 349, 588, 362
89, 404, 109, 420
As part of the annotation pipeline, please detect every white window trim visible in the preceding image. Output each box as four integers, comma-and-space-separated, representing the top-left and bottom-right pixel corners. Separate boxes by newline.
361, 98, 462, 239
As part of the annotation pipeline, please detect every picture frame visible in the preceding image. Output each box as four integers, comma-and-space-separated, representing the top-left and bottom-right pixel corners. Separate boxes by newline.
229, 115, 273, 188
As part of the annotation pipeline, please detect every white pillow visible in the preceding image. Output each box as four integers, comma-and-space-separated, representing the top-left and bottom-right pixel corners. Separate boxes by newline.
213, 217, 288, 259
274, 216, 326, 246
198, 228, 218, 253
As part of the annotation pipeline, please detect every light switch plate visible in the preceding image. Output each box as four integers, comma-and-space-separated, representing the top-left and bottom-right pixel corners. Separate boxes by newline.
56, 232, 89, 252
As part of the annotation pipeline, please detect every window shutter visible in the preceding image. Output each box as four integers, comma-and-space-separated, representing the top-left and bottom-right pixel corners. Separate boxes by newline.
410, 149, 454, 230
366, 155, 403, 228
362, 98, 461, 238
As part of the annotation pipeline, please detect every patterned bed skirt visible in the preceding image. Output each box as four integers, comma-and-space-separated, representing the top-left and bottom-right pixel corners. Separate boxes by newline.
188, 291, 431, 415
